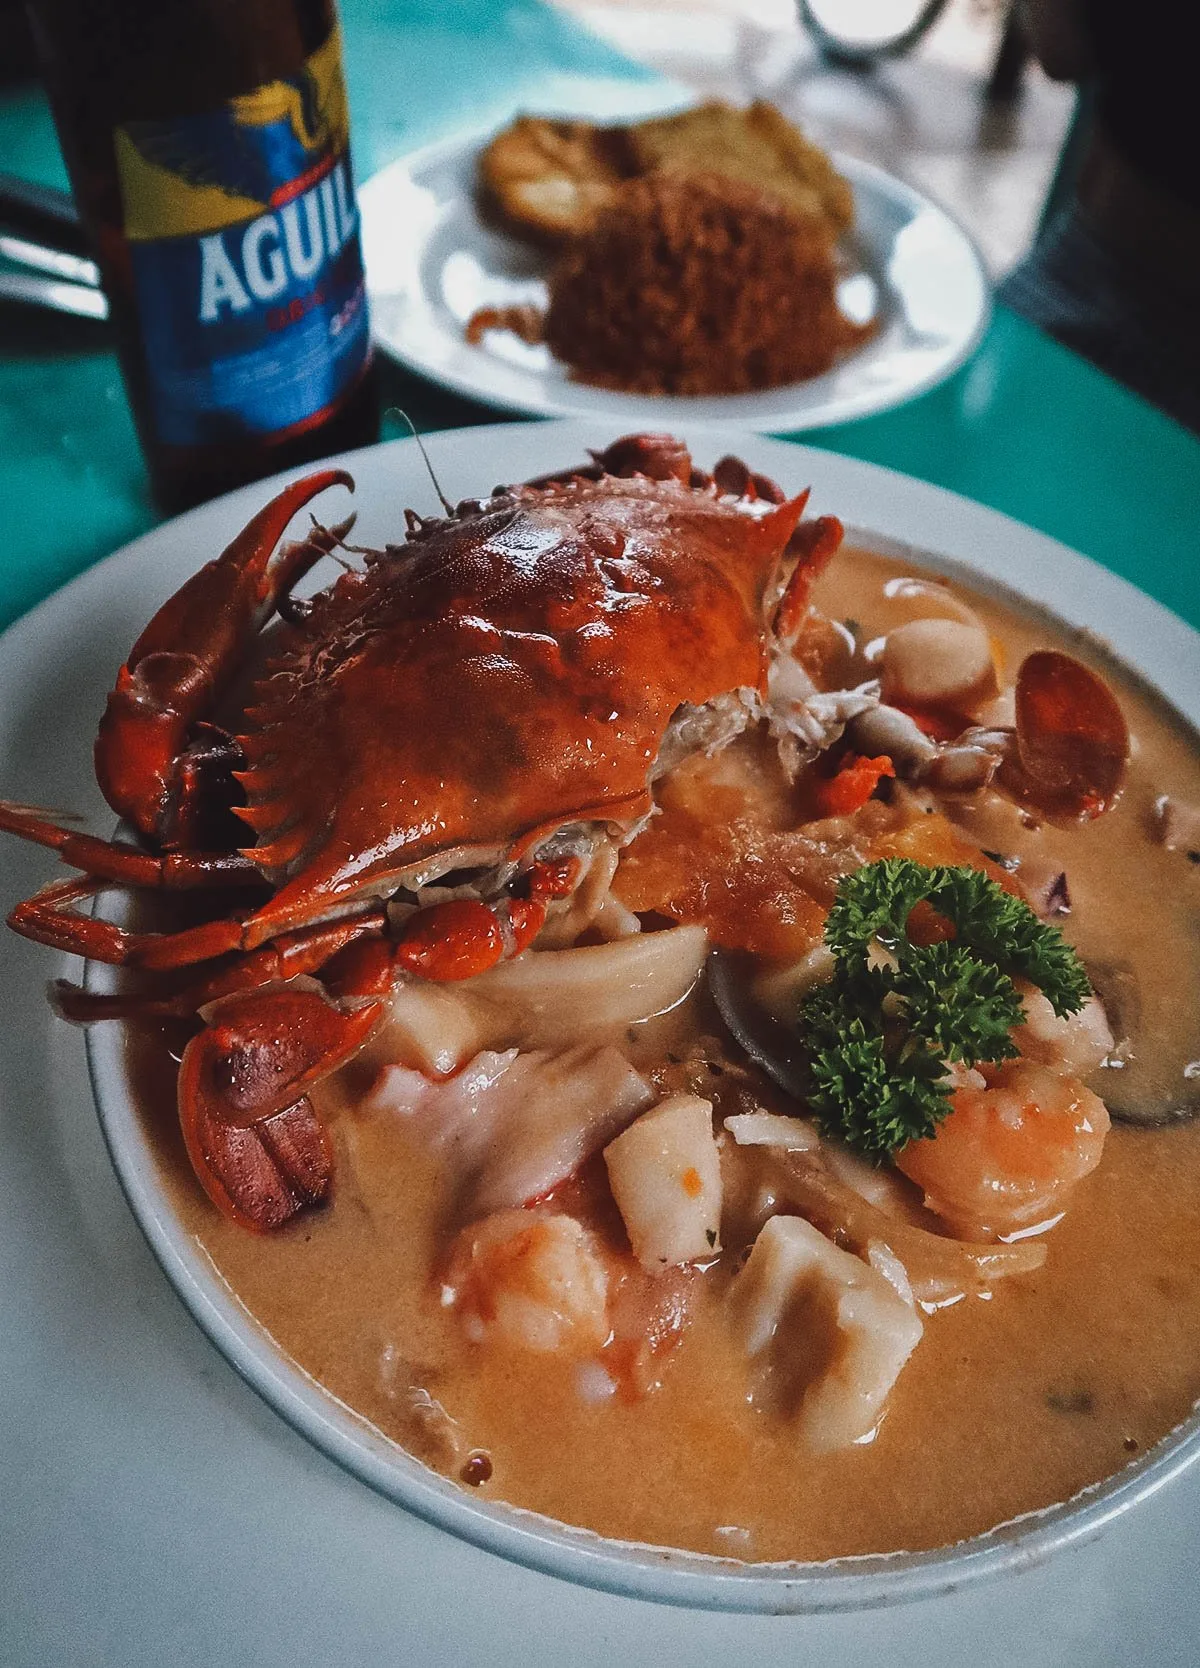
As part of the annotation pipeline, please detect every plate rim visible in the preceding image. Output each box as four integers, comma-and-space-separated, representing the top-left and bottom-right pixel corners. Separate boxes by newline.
8, 418, 1193, 1613
358, 125, 993, 431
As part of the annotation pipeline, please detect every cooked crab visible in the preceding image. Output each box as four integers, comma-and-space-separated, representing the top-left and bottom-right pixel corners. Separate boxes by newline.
0, 435, 849, 1229
0, 433, 1127, 1235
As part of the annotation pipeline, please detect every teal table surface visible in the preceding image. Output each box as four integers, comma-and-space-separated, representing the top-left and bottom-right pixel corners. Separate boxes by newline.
0, 0, 1196, 639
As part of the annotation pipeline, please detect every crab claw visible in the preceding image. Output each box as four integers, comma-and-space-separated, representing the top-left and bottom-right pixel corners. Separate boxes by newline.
773, 513, 844, 644
1007, 650, 1129, 822
180, 1095, 334, 1233
394, 898, 507, 980
177, 985, 381, 1231
592, 433, 693, 484
96, 468, 353, 843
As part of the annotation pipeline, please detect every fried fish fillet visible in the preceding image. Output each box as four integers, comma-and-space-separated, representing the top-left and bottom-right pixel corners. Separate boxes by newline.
477, 114, 627, 244
477, 101, 853, 245
627, 101, 854, 235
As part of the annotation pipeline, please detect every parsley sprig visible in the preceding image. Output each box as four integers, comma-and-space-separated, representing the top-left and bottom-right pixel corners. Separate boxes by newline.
799, 858, 1091, 1158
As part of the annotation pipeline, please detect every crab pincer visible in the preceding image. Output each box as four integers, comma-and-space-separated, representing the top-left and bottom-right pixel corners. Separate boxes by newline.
95, 469, 354, 845
178, 985, 382, 1230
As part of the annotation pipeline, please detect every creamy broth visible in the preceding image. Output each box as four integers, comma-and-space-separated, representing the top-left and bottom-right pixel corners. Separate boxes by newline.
131, 547, 1200, 1562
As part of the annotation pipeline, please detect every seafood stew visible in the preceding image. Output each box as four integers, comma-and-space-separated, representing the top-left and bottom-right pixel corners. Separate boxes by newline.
5, 433, 1200, 1567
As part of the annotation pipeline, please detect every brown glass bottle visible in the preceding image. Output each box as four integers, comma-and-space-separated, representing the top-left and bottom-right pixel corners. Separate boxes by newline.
26, 0, 379, 512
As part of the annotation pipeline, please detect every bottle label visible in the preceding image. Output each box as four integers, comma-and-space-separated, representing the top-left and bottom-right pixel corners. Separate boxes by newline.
113, 29, 370, 449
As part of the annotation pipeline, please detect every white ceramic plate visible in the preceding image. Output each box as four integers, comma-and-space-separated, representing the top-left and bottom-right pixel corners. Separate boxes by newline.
358, 131, 990, 430
2, 423, 1199, 1664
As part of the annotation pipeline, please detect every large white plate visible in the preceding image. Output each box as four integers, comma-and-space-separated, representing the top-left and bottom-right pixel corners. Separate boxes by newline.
2, 424, 1198, 1664
359, 131, 991, 429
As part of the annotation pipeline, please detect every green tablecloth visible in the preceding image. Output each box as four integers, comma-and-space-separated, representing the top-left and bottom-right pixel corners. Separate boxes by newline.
1, 0, 1196, 637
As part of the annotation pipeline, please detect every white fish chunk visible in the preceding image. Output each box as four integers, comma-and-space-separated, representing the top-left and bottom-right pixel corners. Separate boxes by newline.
366, 1045, 653, 1213
473, 1047, 654, 1214
729, 1214, 922, 1451
368, 979, 490, 1078
723, 1111, 820, 1151
604, 1093, 722, 1272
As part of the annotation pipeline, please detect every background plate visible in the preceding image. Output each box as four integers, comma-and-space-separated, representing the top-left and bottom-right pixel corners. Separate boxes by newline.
359, 132, 991, 430
2, 423, 1198, 1664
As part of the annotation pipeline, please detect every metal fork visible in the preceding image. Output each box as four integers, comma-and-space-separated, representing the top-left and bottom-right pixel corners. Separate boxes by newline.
0, 171, 108, 320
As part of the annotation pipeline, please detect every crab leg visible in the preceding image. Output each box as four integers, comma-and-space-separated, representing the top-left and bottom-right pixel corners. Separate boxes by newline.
95, 470, 354, 843
8, 869, 385, 971
0, 800, 260, 888
773, 514, 845, 644
182, 984, 383, 1131
8, 877, 246, 966
52, 907, 391, 1021
18, 888, 518, 975
184, 1096, 334, 1233
8, 876, 159, 963
16, 846, 581, 983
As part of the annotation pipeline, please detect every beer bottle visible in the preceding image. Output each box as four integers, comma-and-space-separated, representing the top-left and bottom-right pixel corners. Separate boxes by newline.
26, 0, 379, 511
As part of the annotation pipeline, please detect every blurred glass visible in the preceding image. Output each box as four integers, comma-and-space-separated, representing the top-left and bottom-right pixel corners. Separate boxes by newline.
799, 0, 949, 63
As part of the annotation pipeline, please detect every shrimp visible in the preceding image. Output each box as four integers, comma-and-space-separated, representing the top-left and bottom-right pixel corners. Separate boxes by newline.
443, 1210, 610, 1355
895, 1061, 1110, 1240
1012, 987, 1114, 1077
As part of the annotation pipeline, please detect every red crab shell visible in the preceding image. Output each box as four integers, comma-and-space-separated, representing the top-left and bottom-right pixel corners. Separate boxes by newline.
0, 435, 835, 1231
232, 456, 812, 942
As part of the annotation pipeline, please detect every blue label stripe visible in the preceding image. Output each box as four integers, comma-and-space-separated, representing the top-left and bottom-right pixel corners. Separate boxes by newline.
128, 141, 371, 447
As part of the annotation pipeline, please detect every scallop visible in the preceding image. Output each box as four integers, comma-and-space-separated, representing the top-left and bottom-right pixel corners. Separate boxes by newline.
604, 1093, 723, 1272
881, 618, 998, 710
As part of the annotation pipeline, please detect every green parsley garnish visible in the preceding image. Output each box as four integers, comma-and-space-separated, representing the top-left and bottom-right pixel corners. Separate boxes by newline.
799, 858, 1091, 1159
